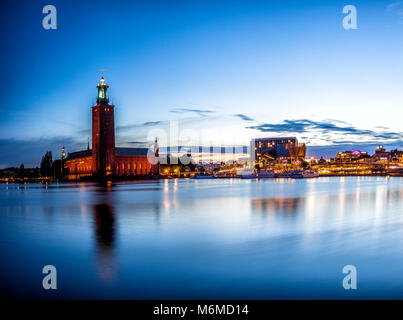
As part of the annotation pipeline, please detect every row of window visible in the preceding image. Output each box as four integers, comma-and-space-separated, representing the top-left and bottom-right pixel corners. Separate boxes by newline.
256, 140, 295, 149
93, 107, 111, 112
66, 160, 92, 174
66, 160, 154, 175
116, 161, 151, 175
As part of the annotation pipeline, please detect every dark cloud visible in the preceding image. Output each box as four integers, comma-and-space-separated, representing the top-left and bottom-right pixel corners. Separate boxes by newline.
127, 141, 148, 147
117, 120, 164, 131
234, 114, 255, 121
143, 121, 161, 126
170, 107, 216, 117
247, 119, 403, 141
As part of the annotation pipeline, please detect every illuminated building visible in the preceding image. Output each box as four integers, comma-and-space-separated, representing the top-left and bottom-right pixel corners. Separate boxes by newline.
64, 76, 159, 180
250, 137, 306, 168
335, 150, 369, 162
312, 146, 403, 176
390, 149, 403, 163
372, 145, 389, 162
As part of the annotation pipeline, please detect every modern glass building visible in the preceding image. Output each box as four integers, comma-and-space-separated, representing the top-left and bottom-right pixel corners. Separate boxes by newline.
250, 137, 306, 168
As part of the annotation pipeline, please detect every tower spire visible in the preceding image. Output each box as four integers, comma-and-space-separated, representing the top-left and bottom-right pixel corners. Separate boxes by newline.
154, 137, 159, 158
97, 69, 109, 104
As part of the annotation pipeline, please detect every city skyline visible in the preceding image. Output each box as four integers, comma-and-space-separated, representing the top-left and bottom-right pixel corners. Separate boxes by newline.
2, 0, 403, 167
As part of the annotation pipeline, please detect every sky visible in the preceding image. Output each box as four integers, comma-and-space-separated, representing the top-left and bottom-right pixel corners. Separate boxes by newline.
1, 0, 403, 167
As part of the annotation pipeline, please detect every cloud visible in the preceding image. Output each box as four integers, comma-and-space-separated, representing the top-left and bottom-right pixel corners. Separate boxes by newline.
170, 107, 216, 117
386, 1, 403, 12
143, 121, 161, 126
117, 120, 164, 132
247, 119, 310, 133
386, 1, 403, 20
234, 114, 255, 121
127, 141, 148, 147
246, 119, 403, 142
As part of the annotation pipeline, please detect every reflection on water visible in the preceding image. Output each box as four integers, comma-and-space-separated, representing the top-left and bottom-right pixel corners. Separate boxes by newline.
252, 197, 303, 215
93, 203, 116, 281
94, 204, 115, 251
1, 177, 403, 299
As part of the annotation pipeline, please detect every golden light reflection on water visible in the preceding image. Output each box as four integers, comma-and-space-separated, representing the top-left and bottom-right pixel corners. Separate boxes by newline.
304, 182, 316, 233
162, 179, 179, 214
375, 184, 387, 225
251, 197, 303, 216
355, 177, 360, 204
79, 204, 87, 222
338, 188, 345, 219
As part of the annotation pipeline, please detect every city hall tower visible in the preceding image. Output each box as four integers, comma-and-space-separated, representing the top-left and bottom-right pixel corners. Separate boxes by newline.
92, 76, 115, 176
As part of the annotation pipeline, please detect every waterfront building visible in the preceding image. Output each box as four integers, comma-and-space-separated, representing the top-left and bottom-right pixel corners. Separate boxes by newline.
250, 137, 306, 169
335, 150, 369, 163
312, 145, 403, 176
64, 76, 159, 180
390, 149, 403, 163
372, 145, 389, 162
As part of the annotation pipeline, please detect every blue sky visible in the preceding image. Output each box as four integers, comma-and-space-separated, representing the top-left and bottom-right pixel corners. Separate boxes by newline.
1, 0, 403, 167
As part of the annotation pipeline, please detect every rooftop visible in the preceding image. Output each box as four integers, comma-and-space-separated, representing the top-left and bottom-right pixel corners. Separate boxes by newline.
115, 147, 149, 156
66, 147, 150, 160
66, 149, 92, 160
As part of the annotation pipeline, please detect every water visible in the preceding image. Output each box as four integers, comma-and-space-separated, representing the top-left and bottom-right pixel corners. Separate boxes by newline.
1, 177, 403, 299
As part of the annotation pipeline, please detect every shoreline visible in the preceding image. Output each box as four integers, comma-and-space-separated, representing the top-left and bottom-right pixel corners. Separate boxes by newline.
1, 173, 402, 184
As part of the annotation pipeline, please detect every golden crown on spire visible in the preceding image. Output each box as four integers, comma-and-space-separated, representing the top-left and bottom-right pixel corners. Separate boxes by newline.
99, 68, 107, 85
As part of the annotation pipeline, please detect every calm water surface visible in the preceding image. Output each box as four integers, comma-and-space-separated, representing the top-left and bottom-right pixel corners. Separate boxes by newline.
1, 177, 403, 299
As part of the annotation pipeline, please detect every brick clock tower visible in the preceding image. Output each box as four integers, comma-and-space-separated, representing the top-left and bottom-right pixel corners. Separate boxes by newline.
92, 76, 115, 177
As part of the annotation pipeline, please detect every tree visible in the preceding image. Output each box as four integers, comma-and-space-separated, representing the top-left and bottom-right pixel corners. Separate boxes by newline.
17, 164, 25, 178
40, 151, 53, 177
196, 165, 205, 173
52, 159, 63, 180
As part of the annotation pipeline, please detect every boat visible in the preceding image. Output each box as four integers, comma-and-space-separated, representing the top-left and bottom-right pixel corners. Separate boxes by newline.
386, 168, 403, 177
193, 174, 214, 179
239, 174, 257, 179
290, 170, 304, 179
238, 169, 275, 179
275, 172, 291, 178
302, 170, 319, 178
238, 168, 256, 179
256, 170, 275, 178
